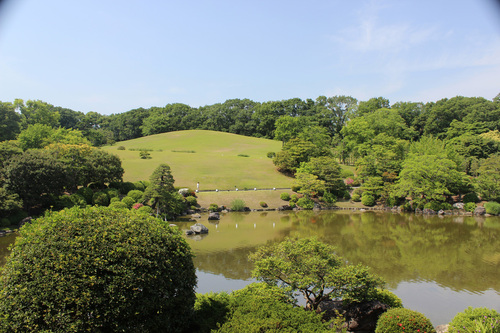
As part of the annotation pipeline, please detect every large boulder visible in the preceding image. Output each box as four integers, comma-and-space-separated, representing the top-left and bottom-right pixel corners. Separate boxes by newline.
190, 223, 209, 234
474, 206, 486, 216
318, 300, 389, 333
208, 212, 220, 220
423, 208, 437, 215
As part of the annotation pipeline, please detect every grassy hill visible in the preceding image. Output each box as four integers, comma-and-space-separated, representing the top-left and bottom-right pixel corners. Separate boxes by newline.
102, 130, 293, 190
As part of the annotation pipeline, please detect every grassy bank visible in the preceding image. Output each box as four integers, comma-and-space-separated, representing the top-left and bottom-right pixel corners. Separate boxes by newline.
102, 130, 293, 190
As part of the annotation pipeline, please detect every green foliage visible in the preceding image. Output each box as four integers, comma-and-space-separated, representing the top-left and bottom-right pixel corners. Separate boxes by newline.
259, 201, 268, 208
448, 307, 500, 333
116, 181, 136, 194
352, 193, 361, 202
0, 188, 23, 217
191, 292, 231, 333
361, 192, 375, 206
121, 196, 135, 209
249, 237, 384, 310
296, 197, 315, 209
104, 188, 119, 199
76, 186, 94, 204
117, 145, 126, 150
139, 150, 151, 159
280, 192, 291, 201
294, 172, 326, 198
463, 192, 480, 203
423, 201, 452, 211
185, 195, 197, 206
0, 102, 21, 141
110, 197, 120, 203
92, 191, 109, 206
142, 164, 184, 218
216, 283, 331, 333
70, 193, 87, 208
321, 192, 337, 205
0, 206, 197, 333
209, 203, 219, 212
230, 199, 246, 211
237, 154, 249, 157
133, 181, 146, 191
485, 201, 500, 215
4, 149, 72, 211
0, 218, 11, 228
109, 201, 128, 209
366, 288, 403, 308
137, 205, 153, 215
375, 308, 436, 333
267, 151, 276, 158
464, 202, 477, 212
127, 189, 144, 202
476, 155, 500, 201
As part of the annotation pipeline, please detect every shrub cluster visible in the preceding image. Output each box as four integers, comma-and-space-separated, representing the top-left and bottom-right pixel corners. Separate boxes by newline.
296, 197, 314, 209
485, 201, 500, 215
361, 192, 375, 206
464, 202, 477, 212
375, 308, 435, 333
448, 307, 500, 333
463, 192, 480, 204
280, 192, 291, 201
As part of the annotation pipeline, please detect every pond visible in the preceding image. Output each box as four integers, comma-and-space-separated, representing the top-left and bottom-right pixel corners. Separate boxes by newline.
1, 210, 499, 326
174, 210, 500, 326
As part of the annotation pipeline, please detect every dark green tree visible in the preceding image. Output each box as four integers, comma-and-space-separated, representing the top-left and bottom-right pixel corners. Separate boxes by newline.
0, 102, 21, 141
0, 206, 196, 332
143, 164, 185, 218
4, 149, 72, 211
249, 237, 384, 310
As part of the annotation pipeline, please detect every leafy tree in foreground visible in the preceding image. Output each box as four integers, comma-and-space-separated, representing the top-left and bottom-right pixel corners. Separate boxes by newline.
0, 206, 197, 333
249, 237, 384, 311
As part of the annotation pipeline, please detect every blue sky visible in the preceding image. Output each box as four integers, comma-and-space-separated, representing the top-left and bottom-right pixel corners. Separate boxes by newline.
1, 0, 499, 115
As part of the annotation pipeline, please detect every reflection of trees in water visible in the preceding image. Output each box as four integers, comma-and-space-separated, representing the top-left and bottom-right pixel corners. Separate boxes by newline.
287, 211, 500, 292
193, 246, 258, 280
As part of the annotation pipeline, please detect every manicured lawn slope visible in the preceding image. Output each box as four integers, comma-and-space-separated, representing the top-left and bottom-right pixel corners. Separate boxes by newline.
102, 130, 293, 190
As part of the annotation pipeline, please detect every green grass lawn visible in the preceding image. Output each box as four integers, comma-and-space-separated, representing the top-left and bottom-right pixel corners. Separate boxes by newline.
102, 130, 293, 190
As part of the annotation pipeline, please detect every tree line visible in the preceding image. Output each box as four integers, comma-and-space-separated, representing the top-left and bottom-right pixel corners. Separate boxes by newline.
1, 93, 500, 216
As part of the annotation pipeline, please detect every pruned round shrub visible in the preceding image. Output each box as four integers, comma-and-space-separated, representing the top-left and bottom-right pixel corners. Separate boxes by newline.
76, 186, 94, 204
290, 194, 299, 203
118, 181, 136, 194
133, 181, 146, 191
121, 196, 135, 209
127, 189, 144, 202
375, 308, 436, 333
296, 197, 314, 209
70, 193, 87, 208
266, 152, 276, 159
185, 196, 197, 206
216, 283, 330, 333
92, 191, 109, 206
485, 201, 500, 215
343, 191, 351, 200
321, 192, 337, 205
230, 199, 246, 212
280, 192, 291, 201
0, 206, 197, 333
110, 196, 120, 203
361, 193, 375, 206
105, 188, 120, 199
291, 185, 301, 192
352, 193, 361, 202
137, 205, 153, 215
209, 203, 219, 212
448, 307, 500, 333
463, 192, 480, 204
117, 145, 126, 150
109, 201, 128, 209
424, 201, 443, 211
367, 288, 403, 308
464, 202, 477, 212
259, 201, 268, 208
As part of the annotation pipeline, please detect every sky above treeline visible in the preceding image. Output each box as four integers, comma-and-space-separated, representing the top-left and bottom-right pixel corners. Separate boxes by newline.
0, 0, 499, 115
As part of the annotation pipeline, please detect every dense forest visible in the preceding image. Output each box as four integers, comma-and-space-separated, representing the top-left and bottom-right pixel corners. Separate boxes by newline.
1, 94, 500, 222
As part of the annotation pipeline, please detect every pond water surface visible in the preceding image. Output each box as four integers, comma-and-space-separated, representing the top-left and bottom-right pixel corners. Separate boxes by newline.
174, 210, 500, 326
1, 210, 499, 326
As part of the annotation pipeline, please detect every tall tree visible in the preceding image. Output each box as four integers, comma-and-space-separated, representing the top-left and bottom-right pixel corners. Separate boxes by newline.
143, 164, 184, 218
15, 99, 60, 129
0, 102, 21, 141
315, 95, 357, 137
